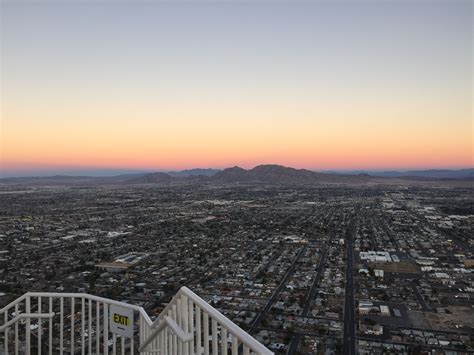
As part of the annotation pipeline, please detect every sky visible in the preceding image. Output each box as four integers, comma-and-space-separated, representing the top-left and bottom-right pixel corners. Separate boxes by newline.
1, 0, 472, 177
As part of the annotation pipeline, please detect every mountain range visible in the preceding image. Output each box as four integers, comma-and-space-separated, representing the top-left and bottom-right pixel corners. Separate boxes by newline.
331, 168, 474, 180
1, 165, 472, 186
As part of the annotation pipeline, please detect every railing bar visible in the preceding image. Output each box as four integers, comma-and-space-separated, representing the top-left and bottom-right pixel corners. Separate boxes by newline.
156, 325, 159, 355
1, 292, 153, 325
81, 297, 85, 355
177, 299, 182, 355
0, 294, 27, 313
159, 330, 164, 355
121, 335, 125, 355
48, 297, 53, 355
203, 311, 209, 355
96, 301, 100, 355
196, 306, 202, 355
38, 296, 42, 355
60, 297, 64, 355
148, 316, 152, 355
148, 315, 152, 355
154, 328, 158, 355
4, 310, 8, 355
172, 305, 177, 355
24, 292, 145, 313
183, 295, 189, 355
212, 319, 218, 355
243, 344, 250, 355
15, 303, 19, 355
0, 313, 54, 332
26, 295, 31, 355
221, 327, 228, 355
139, 315, 143, 355
71, 297, 75, 355
112, 333, 117, 355
168, 324, 173, 355
130, 332, 134, 355
163, 327, 168, 355
88, 299, 92, 355
188, 299, 194, 355
141, 316, 193, 346
231, 335, 238, 355
167, 309, 173, 355
103, 302, 109, 355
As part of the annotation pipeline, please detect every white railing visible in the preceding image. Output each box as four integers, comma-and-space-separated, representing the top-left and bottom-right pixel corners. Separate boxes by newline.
139, 287, 273, 355
0, 292, 148, 354
1, 287, 273, 355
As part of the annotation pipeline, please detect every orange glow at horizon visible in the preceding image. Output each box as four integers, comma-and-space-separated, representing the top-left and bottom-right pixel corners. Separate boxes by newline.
2, 101, 472, 171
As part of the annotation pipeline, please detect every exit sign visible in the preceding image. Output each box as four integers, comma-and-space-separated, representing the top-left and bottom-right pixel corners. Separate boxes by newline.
109, 305, 134, 338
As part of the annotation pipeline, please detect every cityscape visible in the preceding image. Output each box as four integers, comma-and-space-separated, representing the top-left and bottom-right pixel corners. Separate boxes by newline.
1, 0, 472, 354
0, 166, 473, 354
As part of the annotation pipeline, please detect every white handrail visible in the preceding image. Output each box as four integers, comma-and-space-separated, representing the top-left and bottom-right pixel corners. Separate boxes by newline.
0, 294, 27, 314
0, 312, 55, 332
153, 286, 273, 355
139, 316, 192, 352
0, 292, 153, 326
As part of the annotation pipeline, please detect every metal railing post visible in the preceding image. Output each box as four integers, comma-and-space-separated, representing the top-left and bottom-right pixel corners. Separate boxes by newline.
25, 295, 31, 355
15, 303, 19, 355
88, 299, 92, 354
48, 297, 53, 355
71, 297, 75, 355
60, 297, 64, 355
103, 302, 109, 355
38, 296, 42, 354
81, 297, 85, 355
4, 310, 8, 355
96, 301, 100, 354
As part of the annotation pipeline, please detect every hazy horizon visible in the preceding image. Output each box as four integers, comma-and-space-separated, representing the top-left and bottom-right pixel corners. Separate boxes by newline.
1, 163, 473, 179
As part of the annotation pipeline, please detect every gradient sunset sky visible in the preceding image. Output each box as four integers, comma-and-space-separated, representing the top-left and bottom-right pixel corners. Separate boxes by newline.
1, 0, 472, 176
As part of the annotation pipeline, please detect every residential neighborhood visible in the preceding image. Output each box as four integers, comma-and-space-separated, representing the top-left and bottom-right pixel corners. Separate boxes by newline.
0, 182, 473, 354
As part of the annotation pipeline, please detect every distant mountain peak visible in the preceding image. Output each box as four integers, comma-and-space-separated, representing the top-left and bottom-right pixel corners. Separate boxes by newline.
251, 164, 292, 171
127, 172, 172, 184
213, 166, 246, 178
167, 168, 221, 177
212, 164, 362, 184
